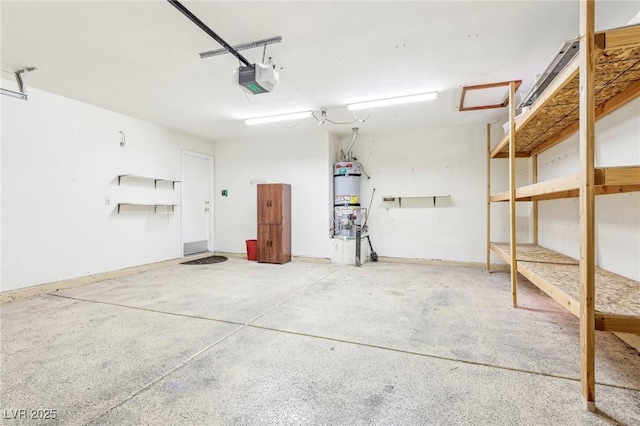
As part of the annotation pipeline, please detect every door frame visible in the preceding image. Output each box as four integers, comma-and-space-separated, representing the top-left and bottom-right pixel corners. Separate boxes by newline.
181, 150, 215, 256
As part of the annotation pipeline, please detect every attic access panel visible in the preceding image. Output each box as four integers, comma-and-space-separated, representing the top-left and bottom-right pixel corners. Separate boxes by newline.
459, 80, 522, 111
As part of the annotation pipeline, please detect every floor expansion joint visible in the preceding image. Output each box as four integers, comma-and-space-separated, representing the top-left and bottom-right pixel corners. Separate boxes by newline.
48, 293, 245, 327
246, 324, 640, 393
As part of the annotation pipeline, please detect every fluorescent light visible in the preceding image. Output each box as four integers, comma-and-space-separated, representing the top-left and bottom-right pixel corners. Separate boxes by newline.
346, 92, 438, 111
245, 111, 312, 125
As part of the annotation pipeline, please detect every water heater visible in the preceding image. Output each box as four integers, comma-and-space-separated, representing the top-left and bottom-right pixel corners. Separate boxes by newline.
334, 161, 362, 238
334, 161, 361, 206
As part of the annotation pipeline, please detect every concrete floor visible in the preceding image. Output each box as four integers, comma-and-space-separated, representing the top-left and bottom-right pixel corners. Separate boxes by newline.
1, 259, 639, 425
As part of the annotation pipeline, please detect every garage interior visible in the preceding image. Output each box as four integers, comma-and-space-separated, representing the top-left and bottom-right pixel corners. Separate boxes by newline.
1, 1, 639, 424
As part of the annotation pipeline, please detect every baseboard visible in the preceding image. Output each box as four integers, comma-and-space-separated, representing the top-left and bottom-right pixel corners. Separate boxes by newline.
214, 251, 331, 264
377, 256, 510, 270
213, 251, 246, 259
293, 256, 331, 264
1, 252, 214, 303
215, 250, 505, 269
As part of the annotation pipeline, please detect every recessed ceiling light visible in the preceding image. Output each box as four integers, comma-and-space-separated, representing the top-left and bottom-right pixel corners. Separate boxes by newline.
245, 111, 313, 125
346, 92, 438, 111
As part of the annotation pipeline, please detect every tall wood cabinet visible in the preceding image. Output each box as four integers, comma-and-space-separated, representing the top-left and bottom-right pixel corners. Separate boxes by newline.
257, 184, 291, 264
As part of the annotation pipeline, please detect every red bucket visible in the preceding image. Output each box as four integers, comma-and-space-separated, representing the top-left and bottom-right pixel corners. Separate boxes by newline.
246, 239, 257, 261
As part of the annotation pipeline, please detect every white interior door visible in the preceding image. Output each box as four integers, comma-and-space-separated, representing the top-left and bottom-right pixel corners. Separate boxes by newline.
182, 152, 212, 255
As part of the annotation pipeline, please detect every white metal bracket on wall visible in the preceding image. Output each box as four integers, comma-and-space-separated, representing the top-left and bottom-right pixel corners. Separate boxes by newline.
1, 67, 36, 101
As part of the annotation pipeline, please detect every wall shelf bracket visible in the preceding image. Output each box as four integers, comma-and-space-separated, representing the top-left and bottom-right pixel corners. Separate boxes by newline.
1, 68, 36, 101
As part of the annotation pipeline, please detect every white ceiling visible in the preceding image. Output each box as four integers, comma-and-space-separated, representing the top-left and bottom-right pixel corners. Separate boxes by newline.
1, 1, 638, 141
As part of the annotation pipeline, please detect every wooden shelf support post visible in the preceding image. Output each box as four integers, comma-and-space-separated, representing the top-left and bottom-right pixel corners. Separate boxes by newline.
579, 0, 596, 412
486, 123, 492, 272
532, 155, 539, 245
508, 82, 518, 307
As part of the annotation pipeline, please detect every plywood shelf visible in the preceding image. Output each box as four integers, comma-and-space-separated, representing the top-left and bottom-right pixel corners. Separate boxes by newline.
490, 243, 640, 333
490, 166, 640, 201
490, 25, 640, 159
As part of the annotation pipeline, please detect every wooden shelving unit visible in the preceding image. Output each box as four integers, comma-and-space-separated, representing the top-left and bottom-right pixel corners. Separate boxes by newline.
487, 4, 639, 410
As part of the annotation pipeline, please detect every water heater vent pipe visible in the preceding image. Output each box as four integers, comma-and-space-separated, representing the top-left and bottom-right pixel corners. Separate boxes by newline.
343, 127, 359, 161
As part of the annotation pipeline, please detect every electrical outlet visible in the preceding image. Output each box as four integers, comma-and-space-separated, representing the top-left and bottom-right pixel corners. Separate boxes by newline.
105, 196, 111, 205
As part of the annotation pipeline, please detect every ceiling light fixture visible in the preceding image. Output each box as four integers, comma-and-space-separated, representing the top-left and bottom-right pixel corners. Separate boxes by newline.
347, 92, 438, 111
245, 111, 313, 126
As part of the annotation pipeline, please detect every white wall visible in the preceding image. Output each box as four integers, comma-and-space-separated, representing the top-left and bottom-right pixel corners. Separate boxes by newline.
538, 98, 640, 281
210, 123, 523, 265
1, 81, 214, 291
343, 125, 502, 263
212, 128, 332, 258
489, 129, 532, 248
5, 87, 634, 290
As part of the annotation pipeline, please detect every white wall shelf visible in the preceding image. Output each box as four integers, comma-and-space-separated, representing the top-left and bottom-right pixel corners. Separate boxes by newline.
382, 194, 450, 207
117, 174, 181, 189
116, 203, 179, 214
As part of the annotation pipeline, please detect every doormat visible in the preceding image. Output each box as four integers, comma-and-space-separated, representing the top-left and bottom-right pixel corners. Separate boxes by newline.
181, 255, 228, 265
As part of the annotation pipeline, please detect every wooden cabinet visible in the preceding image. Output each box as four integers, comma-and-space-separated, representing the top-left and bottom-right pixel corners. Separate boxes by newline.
257, 184, 291, 264
258, 224, 287, 264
